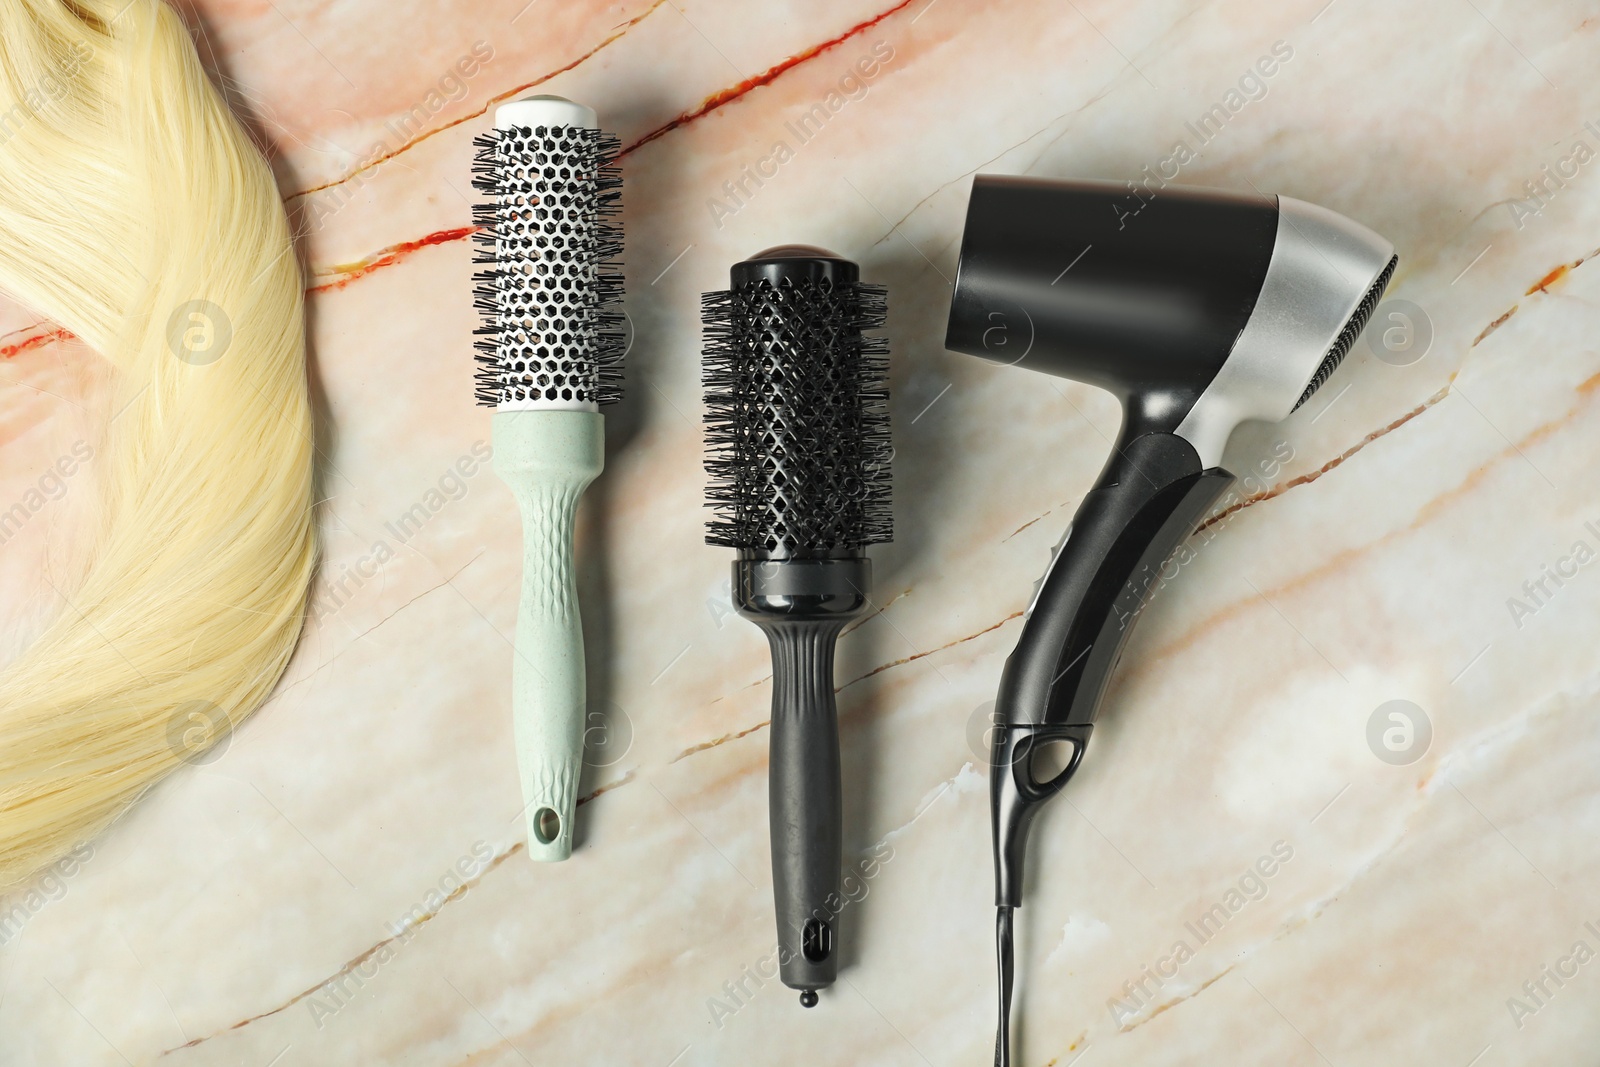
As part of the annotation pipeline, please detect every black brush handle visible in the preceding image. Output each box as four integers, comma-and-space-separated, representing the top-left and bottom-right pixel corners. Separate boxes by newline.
763, 616, 847, 996
735, 557, 868, 1002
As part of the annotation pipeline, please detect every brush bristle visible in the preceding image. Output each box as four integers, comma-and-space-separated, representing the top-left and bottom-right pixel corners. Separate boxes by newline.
702, 279, 892, 554
471, 125, 624, 407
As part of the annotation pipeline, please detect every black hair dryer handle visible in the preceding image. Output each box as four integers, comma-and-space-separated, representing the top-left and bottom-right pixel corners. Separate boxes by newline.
992, 431, 1234, 905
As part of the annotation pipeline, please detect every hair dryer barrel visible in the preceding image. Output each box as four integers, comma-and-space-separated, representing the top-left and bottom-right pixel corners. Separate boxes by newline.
946, 175, 1397, 462
945, 176, 1280, 402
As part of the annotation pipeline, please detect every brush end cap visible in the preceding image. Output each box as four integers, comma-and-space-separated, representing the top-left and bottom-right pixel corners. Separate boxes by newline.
495, 94, 597, 131
731, 245, 859, 289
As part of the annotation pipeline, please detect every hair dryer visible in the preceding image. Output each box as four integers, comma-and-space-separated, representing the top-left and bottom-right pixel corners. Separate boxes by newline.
944, 175, 1396, 1065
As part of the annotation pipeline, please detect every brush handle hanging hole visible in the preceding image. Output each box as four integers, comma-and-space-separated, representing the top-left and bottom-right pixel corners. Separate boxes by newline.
533, 807, 561, 845
802, 919, 832, 963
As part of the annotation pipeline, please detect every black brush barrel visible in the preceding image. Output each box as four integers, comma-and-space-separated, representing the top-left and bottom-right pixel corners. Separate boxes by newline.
704, 247, 891, 557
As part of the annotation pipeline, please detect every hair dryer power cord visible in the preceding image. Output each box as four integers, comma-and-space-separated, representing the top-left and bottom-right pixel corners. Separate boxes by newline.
995, 905, 1015, 1067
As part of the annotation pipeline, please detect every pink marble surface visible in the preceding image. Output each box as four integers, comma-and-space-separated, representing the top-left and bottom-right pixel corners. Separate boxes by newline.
2, 1, 1600, 1064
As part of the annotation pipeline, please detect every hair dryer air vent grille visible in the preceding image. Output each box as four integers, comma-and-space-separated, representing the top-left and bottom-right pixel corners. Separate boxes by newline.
1294, 254, 1397, 411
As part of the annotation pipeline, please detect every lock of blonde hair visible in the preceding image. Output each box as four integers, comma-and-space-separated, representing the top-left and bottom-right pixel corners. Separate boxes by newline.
0, 0, 315, 885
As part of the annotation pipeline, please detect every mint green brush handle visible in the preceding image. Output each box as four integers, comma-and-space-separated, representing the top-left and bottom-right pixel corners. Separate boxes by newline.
493, 408, 604, 862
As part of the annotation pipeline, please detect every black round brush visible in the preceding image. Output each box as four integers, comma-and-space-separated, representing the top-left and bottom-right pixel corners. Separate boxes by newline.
702, 246, 891, 1006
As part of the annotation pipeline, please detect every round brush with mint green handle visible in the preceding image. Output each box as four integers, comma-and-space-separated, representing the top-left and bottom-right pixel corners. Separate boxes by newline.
471, 95, 623, 862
